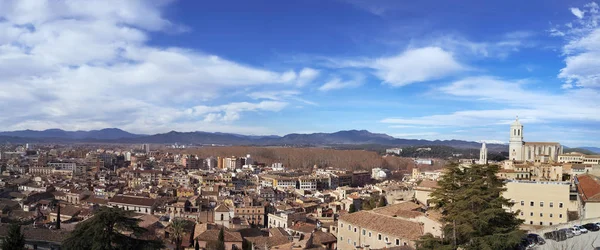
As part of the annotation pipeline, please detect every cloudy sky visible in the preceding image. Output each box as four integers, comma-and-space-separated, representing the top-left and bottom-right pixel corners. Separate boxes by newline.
0, 0, 599, 147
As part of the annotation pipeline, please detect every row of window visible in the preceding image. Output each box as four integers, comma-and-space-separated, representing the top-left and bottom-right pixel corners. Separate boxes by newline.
339, 223, 408, 247
520, 212, 563, 219
519, 201, 563, 208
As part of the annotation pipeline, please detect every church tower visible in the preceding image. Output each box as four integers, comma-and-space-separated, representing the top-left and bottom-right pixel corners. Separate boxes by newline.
509, 116, 524, 161
479, 142, 487, 164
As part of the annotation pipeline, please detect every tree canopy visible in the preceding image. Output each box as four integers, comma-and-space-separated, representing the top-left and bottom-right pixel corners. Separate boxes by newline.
417, 163, 524, 250
1, 223, 25, 250
62, 207, 163, 250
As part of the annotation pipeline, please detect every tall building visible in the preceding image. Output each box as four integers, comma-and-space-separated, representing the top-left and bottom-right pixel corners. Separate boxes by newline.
508, 117, 562, 162
479, 142, 487, 164
503, 180, 576, 226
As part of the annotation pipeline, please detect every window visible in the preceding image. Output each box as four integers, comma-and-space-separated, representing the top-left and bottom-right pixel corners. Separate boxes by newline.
550, 202, 554, 208
396, 239, 400, 246
540, 222, 543, 225
385, 237, 389, 242
340, 223, 343, 228
559, 203, 563, 208
530, 201, 534, 206
340, 237, 343, 241
540, 202, 544, 207
354, 227, 357, 233
362, 229, 366, 236
540, 213, 543, 217
520, 201, 524, 206
559, 214, 563, 218
369, 232, 372, 237
550, 222, 553, 226
530, 221, 533, 225
348, 225, 351, 231
347, 239, 350, 244
530, 212, 533, 216
550, 214, 553, 218
520, 212, 523, 216
378, 234, 382, 240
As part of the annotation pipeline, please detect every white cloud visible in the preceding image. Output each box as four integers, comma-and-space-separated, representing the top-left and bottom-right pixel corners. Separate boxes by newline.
318, 75, 364, 91
0, 0, 306, 133
373, 47, 465, 87
381, 76, 600, 127
555, 2, 600, 88
570, 7, 585, 19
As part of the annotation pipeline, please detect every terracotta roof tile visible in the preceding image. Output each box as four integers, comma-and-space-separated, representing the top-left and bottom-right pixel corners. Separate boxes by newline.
577, 174, 600, 202
339, 210, 424, 240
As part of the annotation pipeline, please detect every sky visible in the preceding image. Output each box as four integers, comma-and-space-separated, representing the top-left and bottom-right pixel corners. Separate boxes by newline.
0, 0, 599, 147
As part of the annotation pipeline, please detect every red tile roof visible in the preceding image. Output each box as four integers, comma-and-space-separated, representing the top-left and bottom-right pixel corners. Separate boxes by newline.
577, 174, 600, 202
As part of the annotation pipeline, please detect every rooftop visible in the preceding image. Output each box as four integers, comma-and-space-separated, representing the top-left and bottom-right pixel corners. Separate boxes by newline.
576, 175, 600, 202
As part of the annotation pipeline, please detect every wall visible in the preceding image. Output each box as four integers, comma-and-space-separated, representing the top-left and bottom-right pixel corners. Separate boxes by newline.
336, 219, 414, 249
503, 181, 572, 226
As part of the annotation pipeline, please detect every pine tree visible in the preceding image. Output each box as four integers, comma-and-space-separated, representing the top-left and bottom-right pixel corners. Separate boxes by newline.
216, 227, 226, 250
377, 196, 387, 207
195, 239, 200, 250
56, 203, 61, 230
62, 207, 164, 250
417, 163, 524, 250
1, 223, 25, 250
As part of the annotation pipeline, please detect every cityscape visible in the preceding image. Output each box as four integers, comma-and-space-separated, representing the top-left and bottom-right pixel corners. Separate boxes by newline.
1, 1, 600, 250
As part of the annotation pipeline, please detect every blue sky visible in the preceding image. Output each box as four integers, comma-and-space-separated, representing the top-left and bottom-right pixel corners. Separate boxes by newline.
0, 0, 599, 147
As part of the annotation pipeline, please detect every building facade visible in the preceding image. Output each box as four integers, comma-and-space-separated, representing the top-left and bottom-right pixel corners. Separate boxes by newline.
503, 180, 575, 226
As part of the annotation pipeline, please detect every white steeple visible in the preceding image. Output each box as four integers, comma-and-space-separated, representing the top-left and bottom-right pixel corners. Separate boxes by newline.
509, 116, 524, 161
479, 142, 488, 165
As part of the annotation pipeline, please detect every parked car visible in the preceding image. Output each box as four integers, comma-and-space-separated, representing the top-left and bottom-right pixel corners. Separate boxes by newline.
517, 237, 533, 249
559, 228, 574, 238
574, 224, 589, 234
544, 230, 568, 241
583, 223, 600, 231
527, 233, 546, 245
570, 227, 582, 236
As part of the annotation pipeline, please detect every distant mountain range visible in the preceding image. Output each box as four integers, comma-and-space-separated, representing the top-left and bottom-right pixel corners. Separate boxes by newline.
0, 128, 142, 140
0, 128, 597, 152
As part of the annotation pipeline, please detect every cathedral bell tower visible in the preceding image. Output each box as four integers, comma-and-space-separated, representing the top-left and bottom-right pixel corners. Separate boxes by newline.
509, 116, 524, 161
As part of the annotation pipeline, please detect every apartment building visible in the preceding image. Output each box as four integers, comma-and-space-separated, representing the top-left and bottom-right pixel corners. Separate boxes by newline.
267, 211, 306, 230
108, 195, 156, 214
234, 205, 265, 226
337, 202, 441, 249
503, 180, 576, 226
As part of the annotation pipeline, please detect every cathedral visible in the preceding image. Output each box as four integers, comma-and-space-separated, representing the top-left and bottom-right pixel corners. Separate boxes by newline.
508, 117, 563, 162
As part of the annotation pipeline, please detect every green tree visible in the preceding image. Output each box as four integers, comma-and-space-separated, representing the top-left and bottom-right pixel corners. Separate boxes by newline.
216, 227, 226, 250
1, 223, 25, 250
377, 196, 387, 207
348, 204, 356, 213
417, 163, 524, 250
242, 238, 253, 250
170, 218, 189, 250
62, 207, 164, 250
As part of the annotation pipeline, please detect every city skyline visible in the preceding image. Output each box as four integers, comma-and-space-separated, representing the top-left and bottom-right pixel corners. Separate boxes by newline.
1, 0, 599, 147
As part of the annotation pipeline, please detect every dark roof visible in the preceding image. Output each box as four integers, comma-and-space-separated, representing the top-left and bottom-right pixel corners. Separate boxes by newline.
196, 229, 242, 242
0, 225, 70, 243
109, 195, 156, 207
